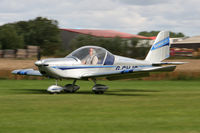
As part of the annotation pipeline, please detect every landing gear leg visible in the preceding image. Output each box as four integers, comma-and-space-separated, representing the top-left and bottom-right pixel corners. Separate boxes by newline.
92, 78, 108, 94
63, 79, 80, 93
55, 79, 58, 86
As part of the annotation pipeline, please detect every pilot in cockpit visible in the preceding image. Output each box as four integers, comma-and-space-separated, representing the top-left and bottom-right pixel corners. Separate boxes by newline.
83, 48, 98, 65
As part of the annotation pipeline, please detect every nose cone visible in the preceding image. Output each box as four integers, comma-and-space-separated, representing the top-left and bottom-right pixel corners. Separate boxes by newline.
35, 60, 49, 67
35, 60, 42, 66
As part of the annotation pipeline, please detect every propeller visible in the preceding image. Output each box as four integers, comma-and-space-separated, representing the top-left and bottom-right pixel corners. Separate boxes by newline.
35, 48, 49, 67
37, 47, 41, 60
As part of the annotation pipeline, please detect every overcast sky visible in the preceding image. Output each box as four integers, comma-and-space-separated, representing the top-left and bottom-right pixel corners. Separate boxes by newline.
1, 0, 200, 36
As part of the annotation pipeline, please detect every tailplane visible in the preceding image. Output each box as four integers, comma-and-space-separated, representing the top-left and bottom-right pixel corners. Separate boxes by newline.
145, 31, 170, 63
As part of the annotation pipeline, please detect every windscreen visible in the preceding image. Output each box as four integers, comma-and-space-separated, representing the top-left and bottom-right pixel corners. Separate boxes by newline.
68, 47, 107, 65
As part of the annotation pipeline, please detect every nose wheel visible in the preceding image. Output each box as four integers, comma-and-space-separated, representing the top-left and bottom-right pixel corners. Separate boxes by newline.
92, 79, 108, 94
47, 79, 63, 94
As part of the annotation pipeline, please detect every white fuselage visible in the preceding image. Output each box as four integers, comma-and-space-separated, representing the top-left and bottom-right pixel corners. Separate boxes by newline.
36, 55, 152, 79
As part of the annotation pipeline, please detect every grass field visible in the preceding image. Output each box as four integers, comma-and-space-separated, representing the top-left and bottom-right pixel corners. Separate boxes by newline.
0, 79, 200, 133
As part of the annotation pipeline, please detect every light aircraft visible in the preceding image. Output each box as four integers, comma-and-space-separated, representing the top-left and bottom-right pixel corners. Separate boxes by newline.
12, 31, 184, 94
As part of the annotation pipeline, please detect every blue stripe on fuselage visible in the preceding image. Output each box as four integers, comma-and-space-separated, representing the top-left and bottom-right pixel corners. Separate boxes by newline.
52, 65, 116, 70
51, 65, 152, 72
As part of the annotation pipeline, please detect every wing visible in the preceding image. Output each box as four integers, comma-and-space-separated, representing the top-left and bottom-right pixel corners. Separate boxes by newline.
81, 65, 176, 80
12, 69, 42, 76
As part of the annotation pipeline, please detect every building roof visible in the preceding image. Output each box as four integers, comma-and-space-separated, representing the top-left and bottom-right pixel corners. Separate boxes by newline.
61, 29, 156, 40
173, 36, 200, 44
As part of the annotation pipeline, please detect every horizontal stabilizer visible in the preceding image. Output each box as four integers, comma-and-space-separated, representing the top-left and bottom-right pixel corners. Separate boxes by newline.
152, 62, 187, 66
141, 65, 176, 72
12, 69, 42, 76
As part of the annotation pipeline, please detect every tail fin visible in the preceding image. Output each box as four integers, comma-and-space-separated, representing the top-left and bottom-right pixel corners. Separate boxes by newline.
145, 31, 170, 63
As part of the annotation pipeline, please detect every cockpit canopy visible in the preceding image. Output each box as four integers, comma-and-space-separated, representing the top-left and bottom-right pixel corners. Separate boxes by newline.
67, 46, 115, 65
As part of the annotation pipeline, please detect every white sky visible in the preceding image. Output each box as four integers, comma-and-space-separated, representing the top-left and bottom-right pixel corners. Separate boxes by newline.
1, 0, 200, 36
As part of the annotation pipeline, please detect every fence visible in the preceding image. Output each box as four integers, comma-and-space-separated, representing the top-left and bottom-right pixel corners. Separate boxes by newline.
0, 45, 39, 59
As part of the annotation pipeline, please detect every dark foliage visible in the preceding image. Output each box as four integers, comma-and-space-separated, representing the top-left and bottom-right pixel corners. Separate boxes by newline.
0, 17, 61, 55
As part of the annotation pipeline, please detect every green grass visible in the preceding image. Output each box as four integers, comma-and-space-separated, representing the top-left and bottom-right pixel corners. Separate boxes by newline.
0, 79, 200, 133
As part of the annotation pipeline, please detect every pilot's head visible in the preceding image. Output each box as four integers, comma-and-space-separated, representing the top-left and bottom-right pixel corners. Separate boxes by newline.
89, 48, 96, 56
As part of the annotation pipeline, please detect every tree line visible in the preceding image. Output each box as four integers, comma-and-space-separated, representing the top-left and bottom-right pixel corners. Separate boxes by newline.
138, 31, 185, 38
69, 31, 185, 58
0, 17, 185, 57
69, 35, 150, 58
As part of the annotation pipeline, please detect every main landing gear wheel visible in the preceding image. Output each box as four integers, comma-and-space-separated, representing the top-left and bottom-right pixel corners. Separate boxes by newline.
63, 79, 80, 93
92, 79, 108, 94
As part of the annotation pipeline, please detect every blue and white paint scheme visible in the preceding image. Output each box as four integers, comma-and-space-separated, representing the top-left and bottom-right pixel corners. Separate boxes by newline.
12, 31, 185, 94
145, 31, 171, 63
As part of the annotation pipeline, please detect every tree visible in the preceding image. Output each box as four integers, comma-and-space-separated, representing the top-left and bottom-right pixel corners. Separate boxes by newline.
126, 38, 150, 59
138, 31, 185, 38
138, 31, 160, 37
0, 17, 61, 55
0, 25, 24, 49
15, 17, 61, 55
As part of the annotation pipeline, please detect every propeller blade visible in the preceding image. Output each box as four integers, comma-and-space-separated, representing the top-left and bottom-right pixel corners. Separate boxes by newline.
37, 48, 41, 60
